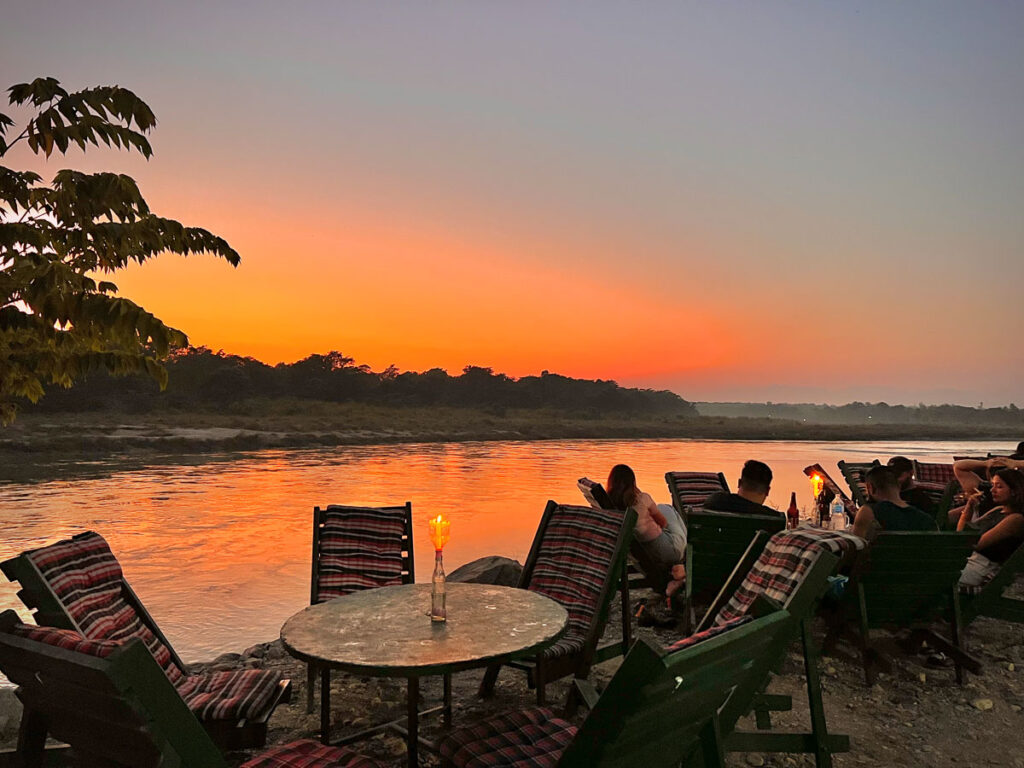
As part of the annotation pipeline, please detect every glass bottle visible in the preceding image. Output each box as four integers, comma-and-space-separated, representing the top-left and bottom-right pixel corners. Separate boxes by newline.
787, 492, 799, 529
431, 550, 446, 622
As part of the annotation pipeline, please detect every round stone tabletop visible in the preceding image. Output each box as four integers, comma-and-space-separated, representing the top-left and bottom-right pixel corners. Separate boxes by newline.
280, 583, 568, 677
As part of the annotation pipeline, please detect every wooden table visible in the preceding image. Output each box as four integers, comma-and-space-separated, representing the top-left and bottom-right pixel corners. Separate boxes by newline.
280, 582, 568, 766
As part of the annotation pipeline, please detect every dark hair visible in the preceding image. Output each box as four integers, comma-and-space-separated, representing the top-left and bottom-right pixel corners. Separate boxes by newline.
887, 456, 914, 476
738, 460, 772, 494
865, 465, 899, 493
993, 468, 1024, 514
1012, 441, 1024, 460
606, 464, 639, 510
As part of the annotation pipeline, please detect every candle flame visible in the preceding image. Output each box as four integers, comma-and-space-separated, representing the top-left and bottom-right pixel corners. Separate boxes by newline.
429, 513, 450, 551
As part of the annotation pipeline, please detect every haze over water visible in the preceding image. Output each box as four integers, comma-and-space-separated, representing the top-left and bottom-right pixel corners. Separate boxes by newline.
0, 438, 1013, 665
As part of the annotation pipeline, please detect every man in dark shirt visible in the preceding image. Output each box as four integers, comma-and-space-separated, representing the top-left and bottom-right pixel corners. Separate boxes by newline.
704, 460, 784, 519
887, 455, 937, 515
852, 465, 936, 540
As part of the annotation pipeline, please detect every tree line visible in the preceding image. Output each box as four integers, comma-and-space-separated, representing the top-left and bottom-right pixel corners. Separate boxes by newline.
24, 347, 699, 417
697, 400, 1024, 428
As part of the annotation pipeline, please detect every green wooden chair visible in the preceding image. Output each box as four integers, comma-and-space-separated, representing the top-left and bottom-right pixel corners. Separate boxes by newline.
445, 608, 796, 768
479, 501, 637, 705
826, 531, 980, 684
685, 529, 854, 768
684, 508, 785, 606
0, 531, 290, 749
961, 541, 1024, 625
0, 610, 379, 768
665, 470, 730, 511
836, 459, 880, 507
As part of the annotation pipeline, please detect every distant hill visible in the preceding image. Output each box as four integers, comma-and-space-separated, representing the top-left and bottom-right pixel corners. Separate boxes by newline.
696, 401, 1024, 429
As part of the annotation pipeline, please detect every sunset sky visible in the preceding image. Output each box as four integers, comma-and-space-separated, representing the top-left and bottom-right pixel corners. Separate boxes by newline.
3, 2, 1023, 405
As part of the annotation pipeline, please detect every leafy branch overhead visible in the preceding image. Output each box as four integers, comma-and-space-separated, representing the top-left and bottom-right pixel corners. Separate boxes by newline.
0, 77, 240, 423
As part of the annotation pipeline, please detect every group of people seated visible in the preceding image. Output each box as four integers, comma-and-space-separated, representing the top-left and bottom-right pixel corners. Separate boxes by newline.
604, 445, 1024, 605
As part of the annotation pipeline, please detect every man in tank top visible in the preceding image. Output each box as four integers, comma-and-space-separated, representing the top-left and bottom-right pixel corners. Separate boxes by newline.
851, 465, 936, 540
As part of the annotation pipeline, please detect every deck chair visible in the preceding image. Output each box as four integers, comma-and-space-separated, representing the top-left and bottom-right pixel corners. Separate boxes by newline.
836, 460, 880, 506
961, 541, 1024, 625
913, 461, 962, 526
0, 531, 290, 749
680, 528, 859, 768
665, 470, 730, 512
826, 531, 980, 685
446, 609, 795, 768
309, 503, 415, 723
479, 501, 637, 705
684, 509, 785, 607
0, 611, 380, 768
803, 463, 856, 519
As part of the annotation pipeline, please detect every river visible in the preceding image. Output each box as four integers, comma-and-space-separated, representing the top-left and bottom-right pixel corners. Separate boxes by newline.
0, 438, 1010, 664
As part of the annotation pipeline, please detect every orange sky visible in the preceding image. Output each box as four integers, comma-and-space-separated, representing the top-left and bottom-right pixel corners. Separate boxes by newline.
4, 3, 1023, 405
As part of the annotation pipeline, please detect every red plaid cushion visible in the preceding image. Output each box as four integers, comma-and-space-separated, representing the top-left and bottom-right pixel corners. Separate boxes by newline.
664, 616, 752, 653
439, 706, 577, 768
715, 528, 866, 626
316, 507, 407, 602
11, 622, 120, 658
177, 668, 282, 722
915, 462, 955, 486
528, 505, 623, 658
24, 532, 186, 683
666, 472, 728, 509
242, 739, 381, 768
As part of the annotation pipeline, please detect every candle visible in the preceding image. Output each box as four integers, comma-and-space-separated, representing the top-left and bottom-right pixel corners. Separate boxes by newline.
429, 514, 450, 551
810, 474, 824, 499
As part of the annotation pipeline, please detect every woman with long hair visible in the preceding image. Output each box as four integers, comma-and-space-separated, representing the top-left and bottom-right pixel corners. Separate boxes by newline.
606, 464, 687, 600
958, 467, 1024, 587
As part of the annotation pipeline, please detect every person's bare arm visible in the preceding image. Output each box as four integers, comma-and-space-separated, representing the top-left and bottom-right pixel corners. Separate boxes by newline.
976, 512, 1024, 552
957, 492, 983, 531
953, 459, 988, 494
851, 504, 876, 540
643, 494, 667, 529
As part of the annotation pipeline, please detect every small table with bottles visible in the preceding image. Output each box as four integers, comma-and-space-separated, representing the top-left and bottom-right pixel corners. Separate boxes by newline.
280, 582, 568, 766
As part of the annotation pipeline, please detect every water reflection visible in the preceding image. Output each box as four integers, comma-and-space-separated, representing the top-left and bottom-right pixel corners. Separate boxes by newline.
0, 438, 1013, 664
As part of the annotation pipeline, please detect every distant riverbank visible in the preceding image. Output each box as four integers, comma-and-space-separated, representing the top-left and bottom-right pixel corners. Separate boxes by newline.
2, 403, 1020, 462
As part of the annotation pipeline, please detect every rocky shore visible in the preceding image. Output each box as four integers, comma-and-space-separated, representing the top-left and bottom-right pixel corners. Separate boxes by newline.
3, 578, 1024, 766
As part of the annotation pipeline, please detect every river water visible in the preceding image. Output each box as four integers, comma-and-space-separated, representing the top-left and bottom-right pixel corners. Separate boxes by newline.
0, 438, 1011, 664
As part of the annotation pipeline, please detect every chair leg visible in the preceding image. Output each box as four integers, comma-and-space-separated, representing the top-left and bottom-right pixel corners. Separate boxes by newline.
801, 618, 834, 768
951, 589, 966, 685
16, 708, 48, 768
697, 715, 727, 768
478, 663, 501, 698
306, 662, 316, 714
619, 569, 632, 650
856, 586, 874, 686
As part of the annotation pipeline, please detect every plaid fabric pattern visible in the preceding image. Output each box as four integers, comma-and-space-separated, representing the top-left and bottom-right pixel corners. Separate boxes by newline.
178, 668, 282, 722
666, 471, 728, 509
242, 739, 382, 768
715, 529, 866, 626
915, 462, 956, 486
528, 504, 623, 660
316, 506, 407, 602
439, 706, 577, 768
11, 622, 120, 658
665, 616, 752, 653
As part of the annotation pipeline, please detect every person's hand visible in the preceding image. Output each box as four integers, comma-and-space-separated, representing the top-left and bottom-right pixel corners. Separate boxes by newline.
988, 456, 1013, 470
965, 489, 984, 509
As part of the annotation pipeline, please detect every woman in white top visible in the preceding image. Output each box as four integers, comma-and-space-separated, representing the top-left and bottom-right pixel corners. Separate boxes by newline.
606, 464, 687, 599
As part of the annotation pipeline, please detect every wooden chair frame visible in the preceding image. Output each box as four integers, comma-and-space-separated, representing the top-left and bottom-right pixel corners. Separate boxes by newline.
665, 470, 730, 513
479, 501, 637, 705
836, 460, 880, 507
0, 533, 291, 750
307, 502, 415, 720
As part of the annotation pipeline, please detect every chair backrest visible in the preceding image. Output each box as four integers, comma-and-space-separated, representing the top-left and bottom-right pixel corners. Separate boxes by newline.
577, 477, 614, 510
311, 503, 415, 604
802, 463, 853, 504
0, 531, 187, 682
520, 502, 637, 645
664, 471, 730, 511
0, 611, 228, 768
913, 460, 956, 487
837, 460, 880, 506
559, 611, 791, 767
684, 509, 786, 600
857, 531, 977, 627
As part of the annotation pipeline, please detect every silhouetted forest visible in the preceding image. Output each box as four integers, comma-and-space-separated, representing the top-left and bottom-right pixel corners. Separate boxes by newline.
697, 400, 1024, 428
24, 348, 698, 417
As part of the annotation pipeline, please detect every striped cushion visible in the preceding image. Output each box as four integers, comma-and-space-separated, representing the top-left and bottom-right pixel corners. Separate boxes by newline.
243, 739, 382, 768
316, 506, 408, 602
24, 532, 186, 683
11, 622, 120, 658
178, 668, 282, 722
665, 616, 752, 653
528, 505, 623, 658
665, 472, 728, 509
439, 706, 577, 768
915, 462, 955, 486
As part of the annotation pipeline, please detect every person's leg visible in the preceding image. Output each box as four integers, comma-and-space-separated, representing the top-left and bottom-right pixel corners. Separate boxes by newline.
959, 553, 999, 588
658, 503, 687, 553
